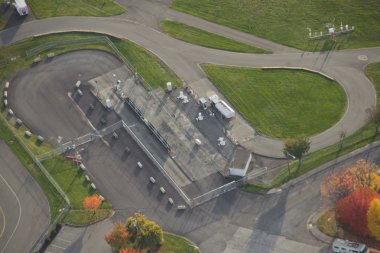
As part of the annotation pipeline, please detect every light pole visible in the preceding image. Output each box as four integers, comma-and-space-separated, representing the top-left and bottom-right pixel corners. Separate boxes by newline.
286, 152, 296, 180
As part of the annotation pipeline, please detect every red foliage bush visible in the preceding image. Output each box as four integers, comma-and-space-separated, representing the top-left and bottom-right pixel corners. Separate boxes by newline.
336, 188, 379, 236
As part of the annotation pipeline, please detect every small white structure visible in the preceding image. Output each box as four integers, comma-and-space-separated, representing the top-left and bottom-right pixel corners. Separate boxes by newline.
177, 205, 186, 210
194, 138, 202, 146
90, 183, 96, 190
77, 89, 83, 96
99, 195, 105, 202
14, 0, 28, 16
47, 53, 55, 58
75, 81, 81, 88
215, 100, 235, 119
199, 97, 208, 110
166, 82, 172, 92
4, 100, 8, 107
8, 109, 13, 116
106, 99, 112, 109
168, 198, 174, 205
149, 177, 156, 184
229, 149, 252, 177
4, 91, 7, 98
5, 82, 9, 89
332, 239, 369, 253
25, 130, 32, 138
217, 137, 226, 147
137, 161, 143, 168
159, 187, 166, 194
79, 164, 86, 170
85, 175, 90, 181
195, 112, 204, 121
208, 94, 220, 104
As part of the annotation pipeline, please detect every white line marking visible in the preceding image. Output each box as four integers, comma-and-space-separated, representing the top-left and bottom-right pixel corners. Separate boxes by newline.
57, 237, 72, 243
51, 244, 66, 250
0, 206, 5, 239
0, 174, 22, 253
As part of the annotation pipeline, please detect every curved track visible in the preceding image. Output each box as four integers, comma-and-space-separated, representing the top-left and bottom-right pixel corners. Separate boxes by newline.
1, 15, 380, 157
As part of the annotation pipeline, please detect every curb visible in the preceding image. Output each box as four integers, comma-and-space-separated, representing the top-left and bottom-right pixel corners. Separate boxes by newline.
65, 210, 115, 228
307, 209, 333, 244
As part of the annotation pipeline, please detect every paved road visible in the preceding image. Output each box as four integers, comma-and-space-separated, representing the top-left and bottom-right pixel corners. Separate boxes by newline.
45, 142, 380, 253
1, 14, 380, 157
0, 140, 49, 253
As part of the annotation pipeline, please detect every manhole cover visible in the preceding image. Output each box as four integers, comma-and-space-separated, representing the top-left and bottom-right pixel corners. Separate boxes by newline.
358, 55, 368, 61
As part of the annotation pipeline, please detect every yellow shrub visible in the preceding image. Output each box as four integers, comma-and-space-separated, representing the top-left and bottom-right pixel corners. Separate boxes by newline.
367, 198, 380, 240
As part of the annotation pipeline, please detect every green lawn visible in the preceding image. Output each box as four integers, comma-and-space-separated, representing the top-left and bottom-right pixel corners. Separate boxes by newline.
171, 0, 380, 51
160, 20, 268, 53
42, 157, 112, 224
111, 37, 182, 89
203, 65, 346, 138
28, 0, 126, 19
244, 62, 380, 192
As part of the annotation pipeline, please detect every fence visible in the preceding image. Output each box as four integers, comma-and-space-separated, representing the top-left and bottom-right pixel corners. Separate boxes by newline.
0, 116, 71, 253
122, 121, 191, 206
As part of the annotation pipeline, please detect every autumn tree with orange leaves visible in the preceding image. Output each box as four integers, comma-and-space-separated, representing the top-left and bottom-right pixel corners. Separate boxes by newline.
83, 194, 102, 214
105, 222, 129, 249
119, 248, 139, 253
321, 159, 380, 201
336, 188, 378, 237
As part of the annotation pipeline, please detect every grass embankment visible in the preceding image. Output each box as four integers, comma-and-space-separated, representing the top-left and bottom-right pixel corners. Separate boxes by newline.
160, 20, 268, 53
171, 0, 380, 51
243, 62, 380, 192
203, 65, 346, 138
0, 117, 66, 222
0, 32, 182, 224
42, 157, 112, 224
120, 233, 200, 253
28, 0, 126, 19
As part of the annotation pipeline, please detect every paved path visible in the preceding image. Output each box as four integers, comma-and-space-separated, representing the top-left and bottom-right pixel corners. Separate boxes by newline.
0, 140, 49, 253
1, 16, 379, 157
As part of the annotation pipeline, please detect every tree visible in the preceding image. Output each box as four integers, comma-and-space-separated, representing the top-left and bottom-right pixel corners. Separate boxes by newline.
367, 106, 380, 135
283, 136, 310, 168
105, 222, 129, 249
336, 188, 377, 237
321, 159, 379, 201
367, 198, 380, 240
83, 195, 102, 214
126, 213, 163, 251
119, 248, 139, 253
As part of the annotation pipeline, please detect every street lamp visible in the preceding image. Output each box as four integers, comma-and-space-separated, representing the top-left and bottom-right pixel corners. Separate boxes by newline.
286, 152, 296, 180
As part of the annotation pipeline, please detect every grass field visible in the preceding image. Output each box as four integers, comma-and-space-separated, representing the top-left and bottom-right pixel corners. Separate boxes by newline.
171, 0, 380, 51
42, 157, 112, 224
243, 62, 380, 192
160, 20, 268, 53
203, 65, 346, 138
28, 0, 126, 19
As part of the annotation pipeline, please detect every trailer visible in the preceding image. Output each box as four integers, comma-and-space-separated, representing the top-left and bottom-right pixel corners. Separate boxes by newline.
14, 0, 29, 16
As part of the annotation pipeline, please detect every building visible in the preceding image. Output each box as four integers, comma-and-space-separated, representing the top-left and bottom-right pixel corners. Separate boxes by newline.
229, 148, 252, 177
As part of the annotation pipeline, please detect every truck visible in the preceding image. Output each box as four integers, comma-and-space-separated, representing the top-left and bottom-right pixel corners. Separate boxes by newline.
14, 0, 29, 16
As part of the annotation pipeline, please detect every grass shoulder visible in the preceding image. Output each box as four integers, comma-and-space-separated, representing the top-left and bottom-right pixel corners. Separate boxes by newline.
171, 0, 380, 51
160, 20, 268, 54
203, 65, 346, 138
28, 0, 126, 19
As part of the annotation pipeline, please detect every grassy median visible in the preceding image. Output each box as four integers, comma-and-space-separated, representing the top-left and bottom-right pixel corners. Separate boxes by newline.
171, 0, 380, 51
28, 0, 126, 19
203, 65, 346, 138
160, 20, 268, 53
